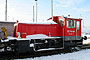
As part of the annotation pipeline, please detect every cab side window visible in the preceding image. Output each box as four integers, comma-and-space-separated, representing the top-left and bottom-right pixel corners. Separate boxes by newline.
67, 20, 75, 28
77, 21, 80, 30
58, 19, 64, 27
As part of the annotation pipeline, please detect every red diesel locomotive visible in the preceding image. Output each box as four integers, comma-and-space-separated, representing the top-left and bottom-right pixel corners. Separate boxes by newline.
10, 16, 86, 53
0, 16, 87, 53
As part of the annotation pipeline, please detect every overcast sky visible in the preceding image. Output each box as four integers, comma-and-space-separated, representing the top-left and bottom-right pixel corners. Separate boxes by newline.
0, 0, 90, 27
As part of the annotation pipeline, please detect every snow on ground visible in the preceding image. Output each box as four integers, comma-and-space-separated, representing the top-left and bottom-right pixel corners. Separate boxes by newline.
15, 49, 90, 60
82, 34, 90, 44
83, 39, 90, 44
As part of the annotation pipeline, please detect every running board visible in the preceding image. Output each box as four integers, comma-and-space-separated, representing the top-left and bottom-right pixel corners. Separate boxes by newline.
37, 47, 64, 52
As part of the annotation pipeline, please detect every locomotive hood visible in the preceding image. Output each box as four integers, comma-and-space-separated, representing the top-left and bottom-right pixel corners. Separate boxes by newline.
48, 16, 65, 23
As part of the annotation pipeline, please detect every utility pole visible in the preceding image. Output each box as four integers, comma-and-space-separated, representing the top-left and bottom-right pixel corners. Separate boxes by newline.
83, 20, 85, 28
5, 0, 7, 21
33, 5, 35, 22
51, 0, 53, 18
35, 0, 37, 22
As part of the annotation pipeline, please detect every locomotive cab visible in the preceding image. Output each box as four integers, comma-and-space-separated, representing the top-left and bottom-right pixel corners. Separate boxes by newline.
51, 16, 82, 47
48, 16, 82, 41
64, 17, 82, 47
64, 17, 81, 41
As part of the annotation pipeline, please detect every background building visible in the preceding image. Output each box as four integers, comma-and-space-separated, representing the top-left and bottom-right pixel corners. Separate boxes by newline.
0, 21, 15, 36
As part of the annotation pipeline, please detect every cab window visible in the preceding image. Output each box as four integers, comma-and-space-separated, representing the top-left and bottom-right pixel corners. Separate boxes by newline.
58, 19, 64, 27
67, 20, 75, 28
77, 21, 80, 30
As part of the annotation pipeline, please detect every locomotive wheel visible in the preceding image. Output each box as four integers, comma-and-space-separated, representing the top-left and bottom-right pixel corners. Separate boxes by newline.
63, 46, 81, 53
33, 39, 37, 52
33, 44, 37, 52
30, 39, 37, 52
70, 47, 81, 52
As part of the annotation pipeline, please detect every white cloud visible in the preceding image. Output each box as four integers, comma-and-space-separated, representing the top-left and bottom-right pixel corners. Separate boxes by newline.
0, 3, 33, 22
55, 0, 85, 8
0, 4, 5, 21
55, 0, 72, 8
72, 8, 90, 12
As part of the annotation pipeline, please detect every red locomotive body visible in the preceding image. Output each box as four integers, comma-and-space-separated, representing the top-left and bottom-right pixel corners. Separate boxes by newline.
16, 23, 60, 38
15, 16, 81, 41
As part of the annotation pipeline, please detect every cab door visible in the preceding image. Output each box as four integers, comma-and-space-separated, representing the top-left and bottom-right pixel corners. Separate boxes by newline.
65, 19, 76, 41
76, 20, 81, 40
